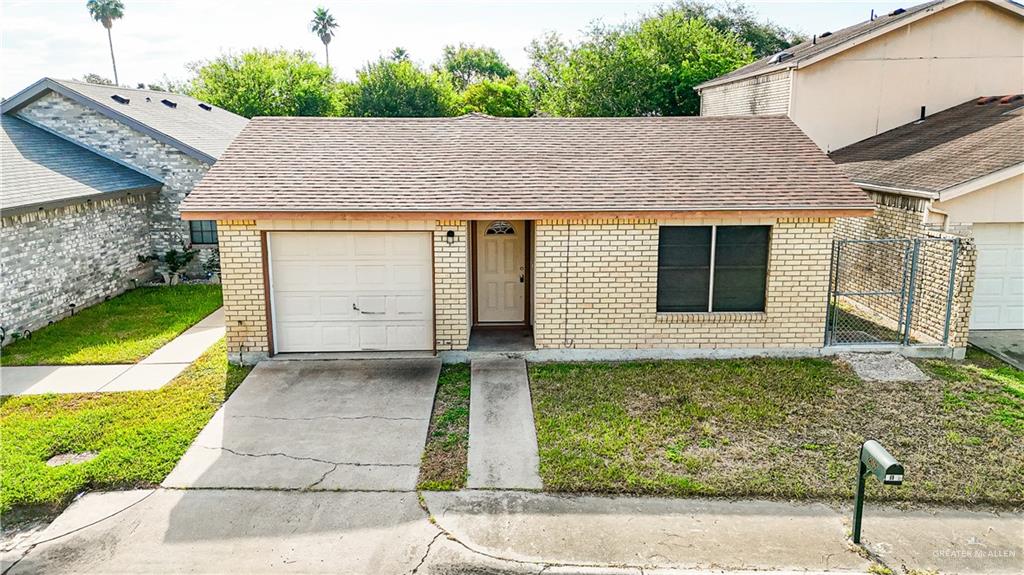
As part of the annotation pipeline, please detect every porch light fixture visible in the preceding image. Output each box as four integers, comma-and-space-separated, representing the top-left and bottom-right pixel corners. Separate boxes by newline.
446, 230, 455, 244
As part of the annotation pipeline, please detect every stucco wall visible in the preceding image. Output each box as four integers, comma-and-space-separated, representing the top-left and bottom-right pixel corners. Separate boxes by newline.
13, 92, 212, 257
0, 193, 155, 338
791, 1, 1024, 152
700, 70, 791, 116
532, 217, 834, 349
933, 173, 1024, 224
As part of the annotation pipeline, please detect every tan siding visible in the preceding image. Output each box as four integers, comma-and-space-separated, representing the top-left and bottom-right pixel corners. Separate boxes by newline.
700, 70, 791, 116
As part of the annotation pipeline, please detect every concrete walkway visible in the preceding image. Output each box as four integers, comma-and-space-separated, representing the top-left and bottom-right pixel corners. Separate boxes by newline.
970, 330, 1024, 370
0, 308, 224, 396
467, 357, 543, 489
8, 489, 1021, 574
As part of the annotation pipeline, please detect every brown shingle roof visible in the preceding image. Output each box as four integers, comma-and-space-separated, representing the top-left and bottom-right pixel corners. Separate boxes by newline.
180, 114, 870, 216
831, 96, 1024, 193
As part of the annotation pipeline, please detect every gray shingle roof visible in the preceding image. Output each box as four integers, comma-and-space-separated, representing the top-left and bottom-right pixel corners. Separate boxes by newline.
830, 96, 1024, 193
697, 0, 1019, 89
1, 78, 248, 162
2, 115, 160, 212
181, 114, 871, 215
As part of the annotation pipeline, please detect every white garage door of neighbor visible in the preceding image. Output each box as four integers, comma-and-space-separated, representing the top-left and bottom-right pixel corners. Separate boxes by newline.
970, 223, 1023, 330
269, 231, 433, 352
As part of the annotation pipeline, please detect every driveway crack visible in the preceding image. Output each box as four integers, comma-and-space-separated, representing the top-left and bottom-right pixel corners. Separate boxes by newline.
200, 445, 418, 468
410, 531, 443, 574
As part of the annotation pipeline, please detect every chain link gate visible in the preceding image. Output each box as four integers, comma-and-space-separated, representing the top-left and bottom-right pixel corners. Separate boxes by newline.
826, 237, 961, 347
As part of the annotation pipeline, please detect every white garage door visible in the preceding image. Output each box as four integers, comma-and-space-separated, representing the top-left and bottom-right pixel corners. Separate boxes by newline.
269, 231, 433, 352
970, 223, 1023, 330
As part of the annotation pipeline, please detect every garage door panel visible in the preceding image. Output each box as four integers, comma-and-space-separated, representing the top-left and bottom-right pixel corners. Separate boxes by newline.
270, 232, 434, 352
970, 223, 1024, 330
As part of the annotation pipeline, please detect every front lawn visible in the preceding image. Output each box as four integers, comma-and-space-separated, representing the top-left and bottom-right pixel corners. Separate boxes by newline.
418, 364, 471, 490
0, 340, 251, 519
530, 352, 1023, 506
1, 285, 222, 366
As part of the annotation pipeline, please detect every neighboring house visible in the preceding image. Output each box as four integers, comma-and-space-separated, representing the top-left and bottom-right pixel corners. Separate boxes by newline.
179, 114, 878, 364
695, 0, 1024, 152
1, 79, 247, 340
832, 95, 1024, 331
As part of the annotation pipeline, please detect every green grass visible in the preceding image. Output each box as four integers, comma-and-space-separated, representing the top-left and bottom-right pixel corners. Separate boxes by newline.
0, 340, 251, 519
1, 285, 223, 366
417, 364, 471, 490
530, 354, 1024, 506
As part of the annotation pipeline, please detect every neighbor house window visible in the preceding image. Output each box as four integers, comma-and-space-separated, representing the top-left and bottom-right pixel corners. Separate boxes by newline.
189, 220, 218, 245
657, 225, 770, 313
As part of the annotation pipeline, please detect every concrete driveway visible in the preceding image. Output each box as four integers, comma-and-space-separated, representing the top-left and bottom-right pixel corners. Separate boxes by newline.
163, 358, 440, 491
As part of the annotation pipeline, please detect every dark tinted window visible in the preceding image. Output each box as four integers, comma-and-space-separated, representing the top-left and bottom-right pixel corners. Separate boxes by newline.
189, 220, 218, 245
712, 226, 770, 312
657, 226, 711, 312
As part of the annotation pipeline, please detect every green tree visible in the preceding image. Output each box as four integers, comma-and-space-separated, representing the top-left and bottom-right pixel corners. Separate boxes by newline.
439, 44, 515, 90
671, 1, 805, 58
78, 73, 114, 85
527, 11, 753, 117
461, 76, 532, 117
187, 50, 336, 118
86, 0, 125, 85
390, 47, 409, 62
349, 56, 460, 117
310, 6, 339, 68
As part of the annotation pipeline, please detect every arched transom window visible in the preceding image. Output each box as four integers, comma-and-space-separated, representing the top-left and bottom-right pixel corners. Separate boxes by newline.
485, 221, 516, 235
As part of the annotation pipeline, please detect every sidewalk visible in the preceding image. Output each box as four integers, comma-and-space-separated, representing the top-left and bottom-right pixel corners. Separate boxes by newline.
0, 308, 224, 396
6, 488, 1021, 574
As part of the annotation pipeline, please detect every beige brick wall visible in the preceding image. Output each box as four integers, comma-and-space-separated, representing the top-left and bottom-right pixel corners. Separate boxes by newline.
700, 70, 791, 116
533, 217, 833, 349
217, 221, 269, 364
434, 220, 470, 350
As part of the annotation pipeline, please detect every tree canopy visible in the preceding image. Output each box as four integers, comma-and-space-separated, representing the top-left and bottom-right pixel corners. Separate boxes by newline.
346, 55, 461, 117
439, 44, 516, 90
671, 1, 806, 58
461, 76, 532, 117
187, 50, 336, 118
527, 9, 753, 117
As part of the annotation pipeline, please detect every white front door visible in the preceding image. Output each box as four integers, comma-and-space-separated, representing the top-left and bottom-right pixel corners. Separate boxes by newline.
970, 223, 1024, 330
269, 231, 433, 352
476, 220, 526, 323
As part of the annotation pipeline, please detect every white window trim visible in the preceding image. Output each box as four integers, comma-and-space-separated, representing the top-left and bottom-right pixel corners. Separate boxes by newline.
706, 225, 717, 313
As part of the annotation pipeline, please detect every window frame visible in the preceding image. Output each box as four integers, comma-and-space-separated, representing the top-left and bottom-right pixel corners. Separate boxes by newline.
189, 220, 219, 246
656, 224, 771, 314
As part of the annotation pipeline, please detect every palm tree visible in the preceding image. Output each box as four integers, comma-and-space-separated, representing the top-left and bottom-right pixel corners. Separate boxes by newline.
310, 7, 338, 68
86, 0, 125, 86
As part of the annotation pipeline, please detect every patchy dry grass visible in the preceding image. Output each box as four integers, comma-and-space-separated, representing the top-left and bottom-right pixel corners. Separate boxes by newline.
417, 364, 471, 490
530, 353, 1023, 506
0, 340, 251, 519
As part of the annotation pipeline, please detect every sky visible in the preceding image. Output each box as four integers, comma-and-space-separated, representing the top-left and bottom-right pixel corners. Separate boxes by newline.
1, 0, 913, 98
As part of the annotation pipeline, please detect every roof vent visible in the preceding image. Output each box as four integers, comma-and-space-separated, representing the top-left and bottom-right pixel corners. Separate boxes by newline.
198, 102, 213, 111
998, 94, 1023, 104
768, 51, 793, 64
110, 94, 130, 105
160, 98, 177, 108
976, 96, 999, 105
820, 31, 832, 38
889, 8, 906, 16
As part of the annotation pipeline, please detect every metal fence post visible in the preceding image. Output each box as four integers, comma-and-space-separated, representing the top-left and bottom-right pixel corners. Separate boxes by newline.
896, 240, 912, 343
902, 240, 921, 346
828, 241, 843, 346
942, 238, 960, 347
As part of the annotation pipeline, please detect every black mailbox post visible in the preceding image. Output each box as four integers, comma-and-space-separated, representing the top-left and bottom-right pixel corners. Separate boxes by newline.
852, 440, 904, 544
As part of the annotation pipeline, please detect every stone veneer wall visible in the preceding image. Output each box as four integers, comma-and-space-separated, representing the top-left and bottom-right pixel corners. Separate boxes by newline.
1, 193, 155, 338
834, 191, 976, 348
700, 70, 791, 117
13, 92, 212, 259
532, 217, 834, 349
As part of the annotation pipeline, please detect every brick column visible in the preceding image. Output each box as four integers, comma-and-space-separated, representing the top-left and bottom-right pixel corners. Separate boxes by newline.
434, 220, 469, 350
217, 220, 269, 364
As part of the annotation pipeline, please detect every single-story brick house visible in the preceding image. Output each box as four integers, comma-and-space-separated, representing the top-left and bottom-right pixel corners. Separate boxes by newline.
180, 114, 873, 364
0, 79, 247, 340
